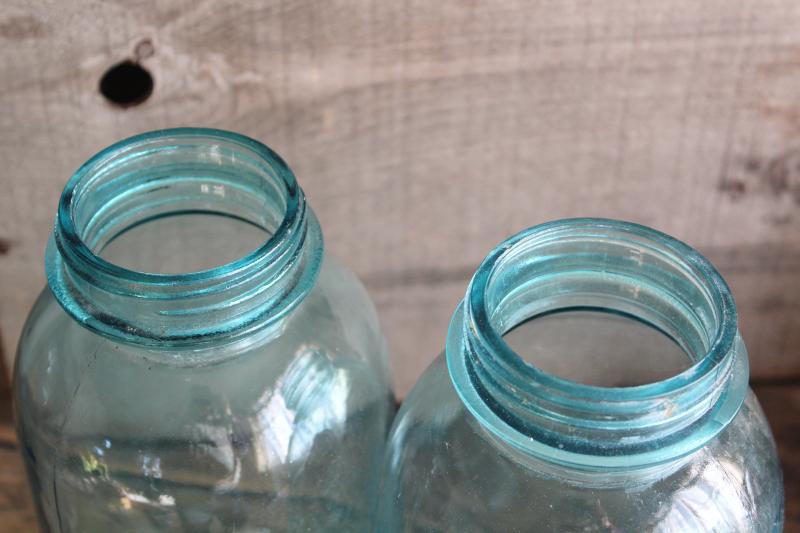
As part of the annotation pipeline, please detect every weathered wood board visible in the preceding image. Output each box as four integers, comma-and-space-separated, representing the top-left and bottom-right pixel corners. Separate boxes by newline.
1, 0, 800, 393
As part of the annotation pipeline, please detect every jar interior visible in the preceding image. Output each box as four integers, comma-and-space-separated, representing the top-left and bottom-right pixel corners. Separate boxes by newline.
503, 309, 691, 387
68, 134, 289, 275
483, 224, 721, 389
99, 213, 269, 274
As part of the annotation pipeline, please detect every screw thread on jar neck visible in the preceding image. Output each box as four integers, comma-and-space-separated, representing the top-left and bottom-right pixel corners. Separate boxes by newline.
47, 128, 323, 348
447, 219, 748, 472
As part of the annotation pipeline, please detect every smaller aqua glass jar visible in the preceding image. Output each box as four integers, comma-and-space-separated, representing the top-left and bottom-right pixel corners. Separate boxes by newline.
377, 219, 783, 532
14, 128, 393, 532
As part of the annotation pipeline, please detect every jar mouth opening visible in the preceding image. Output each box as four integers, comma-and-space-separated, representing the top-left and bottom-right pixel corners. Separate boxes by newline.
467, 218, 736, 400
447, 218, 746, 470
47, 128, 322, 347
56, 128, 301, 286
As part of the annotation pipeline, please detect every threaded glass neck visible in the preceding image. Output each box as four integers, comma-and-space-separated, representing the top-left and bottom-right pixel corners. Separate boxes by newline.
447, 219, 748, 472
47, 128, 323, 347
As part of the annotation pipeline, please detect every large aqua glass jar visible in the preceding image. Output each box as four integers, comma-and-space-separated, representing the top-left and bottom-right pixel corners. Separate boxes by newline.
377, 219, 783, 532
14, 129, 393, 532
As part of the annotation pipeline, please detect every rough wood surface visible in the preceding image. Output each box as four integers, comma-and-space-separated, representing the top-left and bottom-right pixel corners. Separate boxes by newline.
0, 383, 797, 532
2, 1, 800, 393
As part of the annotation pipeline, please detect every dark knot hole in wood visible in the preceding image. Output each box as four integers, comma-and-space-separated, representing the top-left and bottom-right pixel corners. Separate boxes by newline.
99, 60, 153, 108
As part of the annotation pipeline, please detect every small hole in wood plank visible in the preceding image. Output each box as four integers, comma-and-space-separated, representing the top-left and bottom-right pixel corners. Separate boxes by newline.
99, 61, 153, 108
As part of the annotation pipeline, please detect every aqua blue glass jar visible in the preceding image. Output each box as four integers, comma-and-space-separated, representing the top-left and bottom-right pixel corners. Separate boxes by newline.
377, 219, 783, 532
14, 128, 393, 532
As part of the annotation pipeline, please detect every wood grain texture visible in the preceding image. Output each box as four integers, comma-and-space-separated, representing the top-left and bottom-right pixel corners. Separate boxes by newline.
1, 0, 800, 393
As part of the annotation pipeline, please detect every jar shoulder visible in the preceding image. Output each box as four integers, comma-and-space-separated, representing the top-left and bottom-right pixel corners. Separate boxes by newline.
14, 256, 394, 532
379, 355, 783, 532
14, 254, 391, 435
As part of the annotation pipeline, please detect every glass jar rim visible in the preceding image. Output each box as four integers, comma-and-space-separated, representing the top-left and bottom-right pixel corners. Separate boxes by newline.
56, 127, 302, 287
47, 127, 322, 347
447, 218, 747, 471
469, 218, 736, 400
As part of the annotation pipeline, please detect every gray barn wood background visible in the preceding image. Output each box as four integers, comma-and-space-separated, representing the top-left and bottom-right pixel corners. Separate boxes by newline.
1, 0, 800, 394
